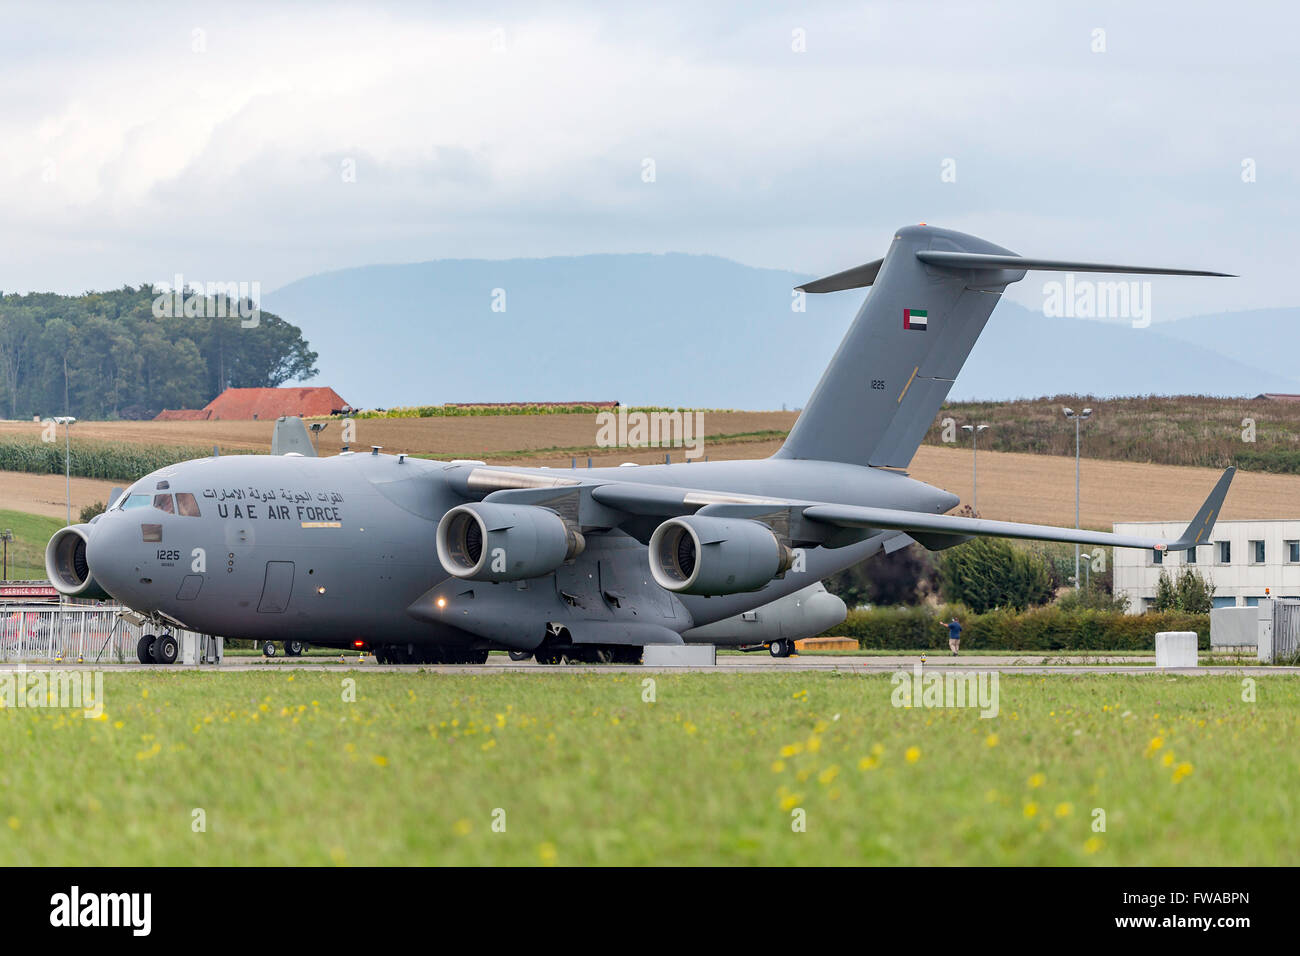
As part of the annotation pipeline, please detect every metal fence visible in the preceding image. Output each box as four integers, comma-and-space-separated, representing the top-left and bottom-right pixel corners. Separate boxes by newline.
1272, 599, 1300, 662
0, 604, 207, 663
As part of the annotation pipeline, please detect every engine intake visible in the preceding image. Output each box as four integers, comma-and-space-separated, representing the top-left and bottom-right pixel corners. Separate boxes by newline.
436, 503, 584, 582
45, 524, 112, 600
649, 515, 793, 595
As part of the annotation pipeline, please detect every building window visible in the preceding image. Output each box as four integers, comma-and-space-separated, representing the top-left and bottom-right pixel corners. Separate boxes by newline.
1151, 549, 1163, 565
1186, 546, 1197, 564
1288, 540, 1300, 564
1251, 540, 1265, 564
1218, 541, 1231, 564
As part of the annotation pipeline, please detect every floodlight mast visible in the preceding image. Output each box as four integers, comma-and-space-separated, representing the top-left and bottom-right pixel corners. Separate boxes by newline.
1063, 407, 1093, 589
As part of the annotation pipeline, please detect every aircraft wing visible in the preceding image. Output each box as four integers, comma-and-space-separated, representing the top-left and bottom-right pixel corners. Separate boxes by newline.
462, 465, 1234, 554
800, 464, 1233, 551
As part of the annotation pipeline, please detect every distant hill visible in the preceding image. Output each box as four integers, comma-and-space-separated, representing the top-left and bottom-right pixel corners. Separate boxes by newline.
1156, 308, 1300, 386
956, 304, 1300, 400
263, 255, 1299, 408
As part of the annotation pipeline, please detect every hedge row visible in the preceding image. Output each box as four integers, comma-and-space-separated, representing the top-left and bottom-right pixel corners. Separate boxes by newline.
835, 605, 1210, 651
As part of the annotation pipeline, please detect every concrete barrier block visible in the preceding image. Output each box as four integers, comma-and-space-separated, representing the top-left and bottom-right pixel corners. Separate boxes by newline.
1155, 631, 1198, 668
795, 636, 858, 651
642, 644, 716, 666
1210, 606, 1259, 648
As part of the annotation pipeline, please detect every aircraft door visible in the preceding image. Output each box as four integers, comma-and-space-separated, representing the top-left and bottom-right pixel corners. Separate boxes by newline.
257, 561, 296, 613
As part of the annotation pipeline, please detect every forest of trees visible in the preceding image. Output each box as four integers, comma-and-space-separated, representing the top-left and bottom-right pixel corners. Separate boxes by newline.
0, 286, 318, 420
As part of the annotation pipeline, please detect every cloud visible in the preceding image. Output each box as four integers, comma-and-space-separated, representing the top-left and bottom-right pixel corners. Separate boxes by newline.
0, 0, 1295, 320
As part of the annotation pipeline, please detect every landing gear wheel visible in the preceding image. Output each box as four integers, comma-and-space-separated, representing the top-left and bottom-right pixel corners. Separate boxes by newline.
769, 639, 794, 658
137, 634, 156, 664
508, 650, 532, 662
262, 641, 277, 658
152, 633, 179, 665
285, 640, 305, 657
535, 649, 564, 665
373, 646, 390, 665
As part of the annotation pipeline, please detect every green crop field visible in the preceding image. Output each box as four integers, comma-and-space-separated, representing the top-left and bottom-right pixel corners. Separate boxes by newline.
0, 670, 1294, 865
0, 509, 63, 579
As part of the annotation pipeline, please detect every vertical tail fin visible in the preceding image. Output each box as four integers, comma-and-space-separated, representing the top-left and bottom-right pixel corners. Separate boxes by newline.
778, 224, 1014, 468
777, 224, 1232, 469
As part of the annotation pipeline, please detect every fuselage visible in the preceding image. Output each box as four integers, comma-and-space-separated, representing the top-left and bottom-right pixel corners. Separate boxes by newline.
77, 450, 957, 650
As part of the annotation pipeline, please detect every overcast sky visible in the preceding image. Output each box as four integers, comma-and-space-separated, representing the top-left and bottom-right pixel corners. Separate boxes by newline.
1, 0, 1295, 319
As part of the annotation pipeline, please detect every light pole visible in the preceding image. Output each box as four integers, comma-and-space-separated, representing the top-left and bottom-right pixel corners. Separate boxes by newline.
309, 422, 329, 456
960, 424, 989, 514
53, 416, 76, 526
1, 529, 12, 581
1063, 406, 1092, 589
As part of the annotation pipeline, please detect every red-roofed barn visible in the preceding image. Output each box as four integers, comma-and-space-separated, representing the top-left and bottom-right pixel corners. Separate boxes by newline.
156, 387, 350, 421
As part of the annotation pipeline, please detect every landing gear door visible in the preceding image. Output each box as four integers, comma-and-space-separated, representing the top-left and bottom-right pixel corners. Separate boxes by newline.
257, 561, 295, 614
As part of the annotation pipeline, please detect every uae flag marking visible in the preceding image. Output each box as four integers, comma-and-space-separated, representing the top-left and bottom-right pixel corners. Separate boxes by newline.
903, 307, 928, 331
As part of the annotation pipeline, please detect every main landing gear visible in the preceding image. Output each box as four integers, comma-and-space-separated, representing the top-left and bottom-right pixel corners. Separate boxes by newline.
260, 640, 308, 657
768, 639, 797, 658
371, 643, 489, 665
533, 646, 643, 664
529, 626, 644, 664
137, 632, 179, 664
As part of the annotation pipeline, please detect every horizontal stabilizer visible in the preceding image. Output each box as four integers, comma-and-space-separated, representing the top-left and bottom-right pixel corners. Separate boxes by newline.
796, 258, 884, 293
915, 250, 1234, 277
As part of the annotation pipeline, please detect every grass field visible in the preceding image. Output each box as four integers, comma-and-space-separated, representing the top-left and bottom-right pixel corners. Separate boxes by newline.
0, 509, 62, 579
0, 670, 1294, 865
925, 395, 1300, 471
0, 411, 798, 457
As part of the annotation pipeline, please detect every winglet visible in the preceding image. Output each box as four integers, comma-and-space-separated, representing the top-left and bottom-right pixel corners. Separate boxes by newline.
1164, 466, 1235, 551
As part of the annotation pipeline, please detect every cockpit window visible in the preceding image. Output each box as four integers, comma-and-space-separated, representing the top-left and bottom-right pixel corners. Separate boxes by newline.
175, 493, 201, 517
119, 494, 152, 511
153, 494, 175, 514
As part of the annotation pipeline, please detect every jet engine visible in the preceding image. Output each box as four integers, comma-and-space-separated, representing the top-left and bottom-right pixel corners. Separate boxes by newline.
649, 515, 793, 596
45, 524, 112, 600
436, 502, 585, 582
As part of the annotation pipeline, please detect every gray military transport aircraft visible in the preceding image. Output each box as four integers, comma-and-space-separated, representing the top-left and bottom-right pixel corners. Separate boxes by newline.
45, 224, 1235, 664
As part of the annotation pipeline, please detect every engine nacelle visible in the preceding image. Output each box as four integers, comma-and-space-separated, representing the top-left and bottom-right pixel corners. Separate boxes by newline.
436, 503, 585, 582
45, 524, 112, 600
649, 515, 793, 596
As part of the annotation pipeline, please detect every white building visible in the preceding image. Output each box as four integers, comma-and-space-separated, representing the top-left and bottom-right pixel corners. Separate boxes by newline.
1113, 519, 1300, 613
